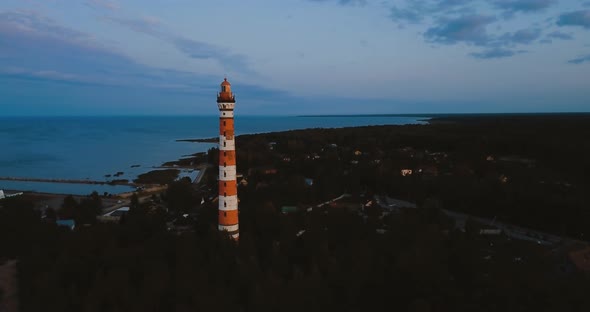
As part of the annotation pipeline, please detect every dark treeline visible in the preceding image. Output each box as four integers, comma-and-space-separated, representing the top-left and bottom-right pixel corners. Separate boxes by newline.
2, 190, 590, 311
230, 115, 590, 239
2, 115, 590, 311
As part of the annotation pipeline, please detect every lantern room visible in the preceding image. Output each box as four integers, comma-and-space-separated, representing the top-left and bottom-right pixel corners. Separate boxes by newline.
217, 78, 236, 103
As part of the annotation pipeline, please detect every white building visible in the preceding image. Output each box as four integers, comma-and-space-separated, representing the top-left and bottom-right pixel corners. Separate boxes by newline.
0, 190, 23, 200
401, 169, 413, 176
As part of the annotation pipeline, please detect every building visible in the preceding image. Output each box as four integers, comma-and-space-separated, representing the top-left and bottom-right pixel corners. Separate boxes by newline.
568, 246, 590, 273
400, 169, 413, 176
281, 206, 298, 214
0, 190, 23, 200
0, 259, 18, 312
56, 219, 76, 230
248, 166, 277, 175
217, 78, 239, 240
98, 207, 130, 223
417, 165, 439, 178
554, 244, 590, 274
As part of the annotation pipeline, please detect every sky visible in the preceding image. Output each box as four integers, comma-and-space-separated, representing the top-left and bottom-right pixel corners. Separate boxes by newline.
0, 0, 589, 116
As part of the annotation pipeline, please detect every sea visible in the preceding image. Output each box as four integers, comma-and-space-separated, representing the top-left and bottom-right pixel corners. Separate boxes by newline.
0, 115, 427, 195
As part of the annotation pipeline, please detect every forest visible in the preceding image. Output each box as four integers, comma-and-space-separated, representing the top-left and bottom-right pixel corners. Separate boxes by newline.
1, 114, 590, 311
227, 114, 590, 239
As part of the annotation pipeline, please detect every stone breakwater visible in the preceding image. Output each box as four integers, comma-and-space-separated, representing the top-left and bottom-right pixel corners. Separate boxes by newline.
0, 176, 133, 186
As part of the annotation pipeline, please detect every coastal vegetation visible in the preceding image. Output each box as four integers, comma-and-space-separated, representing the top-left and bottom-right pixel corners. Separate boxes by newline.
161, 152, 208, 167
134, 169, 180, 185
176, 138, 218, 143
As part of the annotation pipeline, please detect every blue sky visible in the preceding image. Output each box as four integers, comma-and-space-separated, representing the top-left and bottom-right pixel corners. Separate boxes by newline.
1, 0, 589, 115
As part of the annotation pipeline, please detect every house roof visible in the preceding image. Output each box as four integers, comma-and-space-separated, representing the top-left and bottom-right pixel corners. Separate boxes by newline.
569, 246, 590, 272
104, 207, 130, 217
281, 206, 298, 213
56, 219, 75, 229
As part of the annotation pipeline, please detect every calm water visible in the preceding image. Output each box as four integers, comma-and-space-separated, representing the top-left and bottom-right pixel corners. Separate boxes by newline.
0, 115, 426, 194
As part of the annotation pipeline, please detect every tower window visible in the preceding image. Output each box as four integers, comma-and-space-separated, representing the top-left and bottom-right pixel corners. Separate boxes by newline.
224, 192, 227, 197
224, 141, 226, 147
224, 182, 227, 186
223, 121, 226, 126
224, 162, 226, 167
224, 211, 227, 216
224, 152, 226, 156
224, 131, 226, 136
224, 202, 227, 207
224, 172, 227, 177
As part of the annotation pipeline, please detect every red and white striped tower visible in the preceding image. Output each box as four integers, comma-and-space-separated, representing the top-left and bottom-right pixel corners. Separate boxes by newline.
217, 78, 239, 240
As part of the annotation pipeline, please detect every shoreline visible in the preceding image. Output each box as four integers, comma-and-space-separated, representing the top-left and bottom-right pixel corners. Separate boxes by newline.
9, 113, 590, 196
1, 163, 209, 197
1, 115, 429, 196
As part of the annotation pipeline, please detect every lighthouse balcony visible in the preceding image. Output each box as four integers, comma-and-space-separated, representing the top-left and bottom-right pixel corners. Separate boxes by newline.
217, 102, 235, 110
217, 94, 236, 103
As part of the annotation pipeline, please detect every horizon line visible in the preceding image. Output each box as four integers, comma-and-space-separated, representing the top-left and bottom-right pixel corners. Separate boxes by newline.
2, 112, 590, 118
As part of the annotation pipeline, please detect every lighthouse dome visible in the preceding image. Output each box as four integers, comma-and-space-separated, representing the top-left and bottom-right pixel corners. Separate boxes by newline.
218, 77, 235, 103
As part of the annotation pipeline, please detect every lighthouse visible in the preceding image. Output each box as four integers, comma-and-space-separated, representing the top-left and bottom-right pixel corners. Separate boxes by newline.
217, 78, 239, 240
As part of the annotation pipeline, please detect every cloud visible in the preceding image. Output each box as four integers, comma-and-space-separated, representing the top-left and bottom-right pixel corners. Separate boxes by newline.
0, 11, 216, 89
422, 13, 541, 59
0, 10, 294, 115
101, 15, 162, 38
557, 10, 590, 29
86, 0, 119, 11
389, 0, 555, 25
390, 0, 471, 24
0, 67, 78, 80
490, 0, 556, 15
0, 10, 91, 43
171, 38, 221, 59
24, 70, 81, 81
567, 54, 590, 64
395, 2, 566, 60
499, 28, 542, 45
385, 1, 575, 62
386, 1, 585, 61
338, 0, 366, 4
470, 48, 525, 59
107, 16, 256, 76
308, 0, 367, 6
546, 31, 573, 40
390, 6, 426, 24
425, 14, 496, 45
